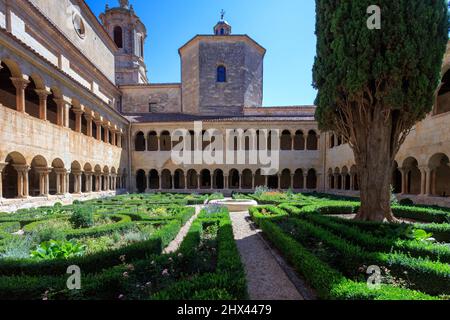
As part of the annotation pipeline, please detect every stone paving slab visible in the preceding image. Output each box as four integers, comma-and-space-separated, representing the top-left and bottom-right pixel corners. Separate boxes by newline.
230, 211, 304, 300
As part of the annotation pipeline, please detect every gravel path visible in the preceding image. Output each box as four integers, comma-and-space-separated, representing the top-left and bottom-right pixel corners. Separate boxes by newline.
230, 211, 304, 300
163, 205, 202, 254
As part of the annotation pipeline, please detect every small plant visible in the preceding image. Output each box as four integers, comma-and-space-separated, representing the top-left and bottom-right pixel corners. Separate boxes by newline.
0, 235, 36, 259
30, 239, 86, 260
390, 185, 399, 206
204, 204, 226, 215
254, 186, 269, 197
69, 206, 94, 229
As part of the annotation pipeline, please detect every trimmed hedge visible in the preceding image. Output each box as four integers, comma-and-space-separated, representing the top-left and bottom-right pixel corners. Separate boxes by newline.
253, 217, 435, 300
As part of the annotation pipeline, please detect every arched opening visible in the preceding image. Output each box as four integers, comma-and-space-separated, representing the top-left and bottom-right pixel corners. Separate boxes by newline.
113, 26, 123, 48
2, 152, 27, 198
217, 65, 227, 83
160, 131, 171, 151
161, 169, 172, 189
136, 169, 147, 193
280, 169, 291, 189
47, 91, 59, 125
294, 169, 304, 189
429, 153, 450, 196
213, 169, 224, 189
241, 169, 253, 189
148, 131, 158, 151
392, 161, 402, 193
149, 169, 159, 189
342, 167, 350, 190
328, 169, 334, 189
50, 159, 65, 195
268, 175, 279, 189
329, 134, 335, 148
280, 130, 292, 150
174, 169, 185, 189
0, 61, 18, 110
294, 130, 305, 150
306, 169, 317, 189
24, 77, 40, 119
350, 165, 359, 191
306, 130, 318, 150
436, 70, 450, 115
335, 168, 341, 189
135, 132, 146, 151
403, 157, 421, 195
187, 169, 198, 189
83, 163, 92, 193
200, 169, 211, 189
29, 156, 47, 197
229, 169, 240, 189
254, 169, 265, 188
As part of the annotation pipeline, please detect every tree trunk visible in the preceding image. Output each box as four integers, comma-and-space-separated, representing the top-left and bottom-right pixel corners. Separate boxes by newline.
352, 108, 398, 222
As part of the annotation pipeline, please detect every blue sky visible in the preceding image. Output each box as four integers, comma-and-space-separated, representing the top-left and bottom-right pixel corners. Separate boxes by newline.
86, 0, 318, 106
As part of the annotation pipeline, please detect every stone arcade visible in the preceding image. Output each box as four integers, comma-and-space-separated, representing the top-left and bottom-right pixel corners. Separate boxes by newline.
0, 0, 449, 212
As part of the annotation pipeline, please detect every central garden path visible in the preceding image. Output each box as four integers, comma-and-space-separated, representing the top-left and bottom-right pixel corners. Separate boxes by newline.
163, 205, 202, 254
230, 211, 305, 300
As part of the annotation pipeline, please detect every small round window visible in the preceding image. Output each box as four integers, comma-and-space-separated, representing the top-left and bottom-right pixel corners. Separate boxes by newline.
72, 13, 86, 38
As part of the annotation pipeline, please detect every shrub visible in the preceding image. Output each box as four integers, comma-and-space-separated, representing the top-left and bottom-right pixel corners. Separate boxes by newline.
69, 206, 94, 229
30, 240, 86, 260
399, 198, 414, 206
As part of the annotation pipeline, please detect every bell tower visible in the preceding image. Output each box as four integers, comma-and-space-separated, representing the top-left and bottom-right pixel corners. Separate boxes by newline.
100, 0, 149, 85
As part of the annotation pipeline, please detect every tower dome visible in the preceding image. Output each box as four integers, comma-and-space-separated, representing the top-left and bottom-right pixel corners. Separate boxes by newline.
214, 10, 232, 35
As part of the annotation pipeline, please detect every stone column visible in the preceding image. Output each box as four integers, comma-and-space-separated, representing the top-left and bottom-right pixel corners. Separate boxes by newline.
419, 167, 427, 196
341, 174, 346, 190
35, 89, 50, 121
303, 173, 308, 190
290, 173, 295, 189
65, 171, 70, 194
53, 98, 65, 126
349, 174, 354, 191
399, 168, 407, 195
63, 104, 70, 128
277, 174, 282, 190
224, 175, 229, 189
316, 173, 322, 191
86, 173, 93, 192
94, 120, 102, 141
10, 77, 29, 113
184, 175, 188, 190
104, 125, 110, 144
111, 130, 117, 146
14, 165, 30, 198
425, 168, 432, 196
44, 169, 50, 196
253, 174, 257, 190
197, 174, 201, 190
0, 163, 5, 199
95, 174, 100, 192
73, 109, 83, 133
84, 114, 93, 137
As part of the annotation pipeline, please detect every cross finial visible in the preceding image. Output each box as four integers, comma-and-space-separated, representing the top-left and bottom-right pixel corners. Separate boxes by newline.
220, 9, 225, 20
119, 0, 129, 9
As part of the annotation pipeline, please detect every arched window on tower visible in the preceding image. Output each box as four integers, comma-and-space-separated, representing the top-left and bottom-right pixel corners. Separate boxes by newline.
217, 65, 227, 83
140, 35, 144, 58
114, 26, 123, 48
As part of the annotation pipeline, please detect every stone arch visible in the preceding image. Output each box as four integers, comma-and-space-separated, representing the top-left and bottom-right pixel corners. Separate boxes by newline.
254, 169, 265, 188
148, 131, 158, 151
149, 169, 159, 189
229, 169, 240, 189
161, 169, 172, 189
24, 75, 43, 119
350, 165, 359, 191
174, 169, 185, 189
136, 169, 147, 193
280, 169, 291, 189
213, 169, 224, 189
241, 169, 253, 189
268, 174, 279, 189
306, 169, 317, 189
429, 153, 450, 196
306, 130, 318, 150
29, 155, 48, 197
403, 157, 421, 195
69, 161, 82, 194
49, 158, 65, 195
160, 131, 171, 151
113, 25, 123, 48
200, 169, 211, 189
2, 152, 27, 199
187, 169, 198, 189
334, 167, 342, 189
135, 131, 146, 151
0, 61, 19, 110
342, 166, 350, 190
294, 169, 304, 189
280, 130, 292, 150
294, 130, 305, 150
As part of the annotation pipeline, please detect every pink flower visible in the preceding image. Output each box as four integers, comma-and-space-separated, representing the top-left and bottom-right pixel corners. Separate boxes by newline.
162, 269, 169, 276
123, 272, 129, 278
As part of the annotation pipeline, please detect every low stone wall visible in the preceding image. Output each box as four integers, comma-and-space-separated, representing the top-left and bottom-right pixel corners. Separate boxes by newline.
0, 190, 127, 213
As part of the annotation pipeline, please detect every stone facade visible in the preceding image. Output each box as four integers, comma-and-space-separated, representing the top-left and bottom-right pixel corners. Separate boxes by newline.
0, 0, 449, 211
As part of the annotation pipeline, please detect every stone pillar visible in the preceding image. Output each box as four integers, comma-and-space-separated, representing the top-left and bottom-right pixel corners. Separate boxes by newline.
111, 130, 117, 146
65, 171, 70, 194
35, 89, 50, 121
53, 98, 65, 126
74, 109, 83, 133
94, 120, 102, 141
277, 174, 282, 190
197, 175, 201, 190
316, 173, 322, 191
224, 175, 229, 189
85, 173, 93, 192
104, 125, 110, 144
63, 104, 70, 128
184, 175, 188, 190
399, 168, 407, 195
84, 114, 93, 137
425, 168, 432, 196
341, 174, 346, 190
303, 173, 308, 190
95, 175, 100, 192
253, 174, 256, 190
74, 172, 82, 194
10, 77, 29, 113
349, 174, 354, 191
431, 170, 437, 196
0, 163, 5, 199
14, 165, 30, 198
419, 167, 427, 196
44, 169, 50, 196
290, 174, 295, 189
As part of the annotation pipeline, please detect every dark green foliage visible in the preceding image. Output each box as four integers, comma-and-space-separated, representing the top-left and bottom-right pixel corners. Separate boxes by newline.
399, 198, 415, 206
69, 206, 94, 229
313, 0, 448, 130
